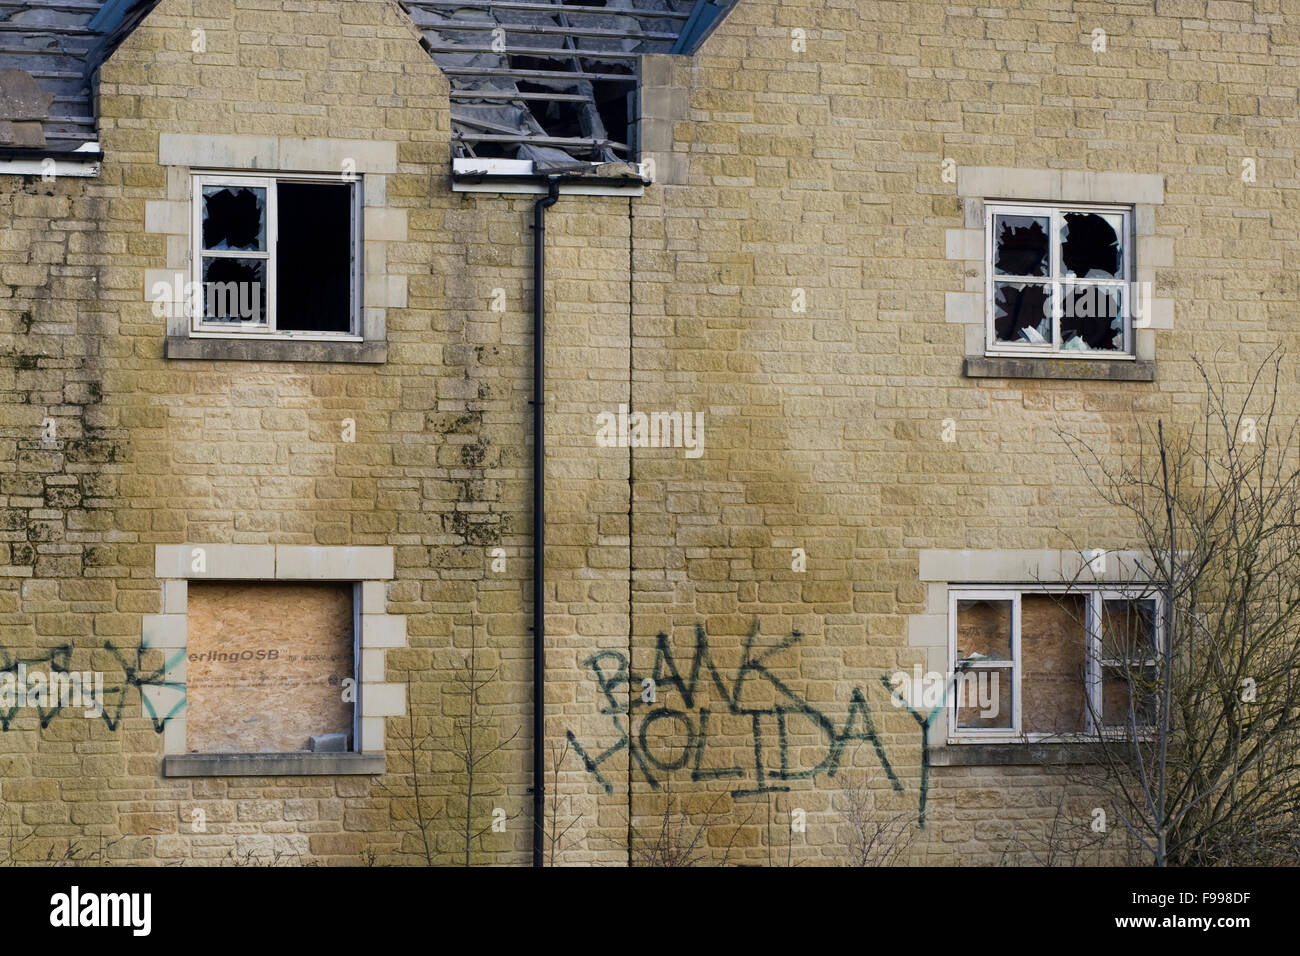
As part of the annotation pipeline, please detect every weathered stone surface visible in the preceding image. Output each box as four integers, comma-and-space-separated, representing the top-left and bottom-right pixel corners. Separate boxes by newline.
0, 68, 53, 121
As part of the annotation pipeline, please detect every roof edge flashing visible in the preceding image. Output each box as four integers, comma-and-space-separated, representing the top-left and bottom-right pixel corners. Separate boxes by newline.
0, 143, 102, 177
452, 157, 650, 196
670, 0, 741, 55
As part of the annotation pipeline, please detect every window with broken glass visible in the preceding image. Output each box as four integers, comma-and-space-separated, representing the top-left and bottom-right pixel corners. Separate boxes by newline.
949, 587, 1160, 742
190, 174, 360, 337
985, 203, 1133, 357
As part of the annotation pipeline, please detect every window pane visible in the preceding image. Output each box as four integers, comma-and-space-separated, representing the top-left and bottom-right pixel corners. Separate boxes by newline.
993, 214, 1049, 276
956, 598, 1012, 662
1101, 599, 1158, 663
201, 257, 267, 325
1020, 594, 1087, 734
993, 282, 1051, 343
955, 667, 1012, 729
1060, 282, 1123, 351
202, 185, 266, 252
276, 182, 353, 333
1103, 664, 1158, 728
1060, 211, 1123, 279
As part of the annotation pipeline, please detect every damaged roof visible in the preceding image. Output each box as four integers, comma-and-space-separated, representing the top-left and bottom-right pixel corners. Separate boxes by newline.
0, 0, 157, 151
0, 0, 736, 159
401, 0, 735, 165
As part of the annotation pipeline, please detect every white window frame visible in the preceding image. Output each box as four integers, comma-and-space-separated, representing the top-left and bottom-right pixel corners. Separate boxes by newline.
190, 172, 363, 340
984, 201, 1134, 359
948, 585, 1163, 744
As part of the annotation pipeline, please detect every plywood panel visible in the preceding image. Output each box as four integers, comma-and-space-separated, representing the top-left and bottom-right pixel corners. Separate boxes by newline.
186, 582, 354, 753
1021, 594, 1087, 735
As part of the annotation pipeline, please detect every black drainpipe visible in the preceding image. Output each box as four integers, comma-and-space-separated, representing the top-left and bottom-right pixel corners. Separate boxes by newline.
532, 177, 560, 868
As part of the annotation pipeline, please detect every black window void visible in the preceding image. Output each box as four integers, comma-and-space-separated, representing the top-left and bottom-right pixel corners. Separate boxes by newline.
276, 183, 353, 333
202, 186, 265, 251
994, 282, 1051, 343
1060, 212, 1121, 279
993, 215, 1049, 277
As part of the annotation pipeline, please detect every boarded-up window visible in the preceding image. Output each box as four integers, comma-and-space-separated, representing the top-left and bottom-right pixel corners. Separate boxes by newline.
186, 582, 354, 753
1100, 598, 1158, 728
950, 588, 1161, 739
955, 599, 1013, 730
1021, 594, 1087, 734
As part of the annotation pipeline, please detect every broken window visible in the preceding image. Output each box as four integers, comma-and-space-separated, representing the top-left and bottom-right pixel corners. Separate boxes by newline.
986, 203, 1132, 356
949, 587, 1161, 741
185, 582, 356, 754
1099, 597, 1160, 729
192, 175, 359, 336
954, 597, 1013, 730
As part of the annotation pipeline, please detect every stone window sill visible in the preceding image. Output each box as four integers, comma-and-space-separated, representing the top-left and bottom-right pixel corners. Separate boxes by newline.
964, 356, 1154, 382
165, 335, 386, 364
930, 743, 1116, 767
163, 753, 385, 777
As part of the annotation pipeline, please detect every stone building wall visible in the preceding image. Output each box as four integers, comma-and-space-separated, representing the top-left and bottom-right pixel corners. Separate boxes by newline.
0, 0, 1294, 865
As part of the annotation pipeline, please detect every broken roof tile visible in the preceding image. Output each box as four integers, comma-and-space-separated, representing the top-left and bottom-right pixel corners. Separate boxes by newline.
0, 0, 158, 152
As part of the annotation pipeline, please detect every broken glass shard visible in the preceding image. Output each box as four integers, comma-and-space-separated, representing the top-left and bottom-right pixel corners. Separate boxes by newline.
993, 214, 1049, 276
993, 282, 1051, 343
201, 258, 267, 324
1060, 212, 1122, 279
202, 186, 266, 252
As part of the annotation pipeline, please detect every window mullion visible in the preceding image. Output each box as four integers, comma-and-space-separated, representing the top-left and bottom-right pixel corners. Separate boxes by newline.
351, 181, 362, 337
985, 203, 995, 352
948, 588, 958, 740
1012, 592, 1022, 735
1087, 591, 1100, 735
268, 181, 278, 334
1050, 210, 1062, 351
1124, 209, 1134, 352
191, 179, 202, 334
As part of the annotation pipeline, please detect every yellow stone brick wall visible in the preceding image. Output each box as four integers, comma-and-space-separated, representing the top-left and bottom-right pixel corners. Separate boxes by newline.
0, 0, 1295, 865
603, 0, 1299, 864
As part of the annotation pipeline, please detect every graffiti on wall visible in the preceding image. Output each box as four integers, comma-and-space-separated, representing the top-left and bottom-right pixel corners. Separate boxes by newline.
0, 641, 185, 732
567, 622, 937, 824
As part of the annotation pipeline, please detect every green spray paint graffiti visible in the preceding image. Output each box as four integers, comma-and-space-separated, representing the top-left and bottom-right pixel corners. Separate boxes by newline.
566, 623, 935, 825
0, 642, 185, 732
880, 674, 943, 829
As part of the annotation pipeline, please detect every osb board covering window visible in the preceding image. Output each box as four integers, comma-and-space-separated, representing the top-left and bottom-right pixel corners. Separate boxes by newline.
1021, 594, 1087, 735
187, 583, 353, 753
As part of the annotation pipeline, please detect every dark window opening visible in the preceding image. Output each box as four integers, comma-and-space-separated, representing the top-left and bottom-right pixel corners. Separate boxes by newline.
993, 282, 1050, 343
993, 215, 1049, 277
593, 80, 630, 151
201, 258, 266, 325
276, 182, 353, 334
1061, 212, 1122, 279
202, 186, 266, 251
1061, 284, 1122, 351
